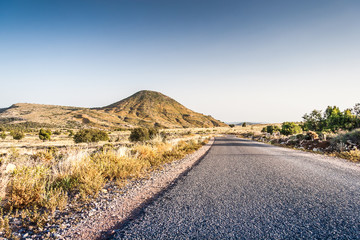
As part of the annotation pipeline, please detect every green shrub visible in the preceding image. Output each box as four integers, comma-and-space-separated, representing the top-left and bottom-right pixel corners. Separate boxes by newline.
229, 124, 235, 128
261, 125, 281, 134
39, 129, 52, 141
10, 130, 25, 140
281, 122, 302, 136
0, 131, 6, 140
129, 128, 149, 142
73, 129, 109, 143
242, 122, 247, 127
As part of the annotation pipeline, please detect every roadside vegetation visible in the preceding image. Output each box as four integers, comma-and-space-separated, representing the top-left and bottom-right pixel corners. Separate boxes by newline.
0, 126, 211, 238
234, 104, 360, 163
1, 102, 359, 238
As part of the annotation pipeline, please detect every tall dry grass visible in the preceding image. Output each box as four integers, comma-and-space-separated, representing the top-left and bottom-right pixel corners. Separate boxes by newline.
0, 136, 208, 220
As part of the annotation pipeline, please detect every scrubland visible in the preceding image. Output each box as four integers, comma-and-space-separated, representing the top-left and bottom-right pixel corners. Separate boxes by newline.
0, 127, 215, 238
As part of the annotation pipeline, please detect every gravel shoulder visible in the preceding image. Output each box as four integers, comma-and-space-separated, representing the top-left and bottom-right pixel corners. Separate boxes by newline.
59, 138, 214, 240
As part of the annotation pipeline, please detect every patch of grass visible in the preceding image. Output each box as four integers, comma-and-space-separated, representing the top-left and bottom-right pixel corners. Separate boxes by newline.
7, 165, 50, 208
332, 149, 360, 162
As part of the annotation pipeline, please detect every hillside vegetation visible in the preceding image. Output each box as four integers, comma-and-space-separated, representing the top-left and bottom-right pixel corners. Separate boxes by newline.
0, 91, 226, 129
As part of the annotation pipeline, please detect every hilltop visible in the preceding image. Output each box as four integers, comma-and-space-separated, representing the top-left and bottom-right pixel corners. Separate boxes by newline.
0, 90, 226, 129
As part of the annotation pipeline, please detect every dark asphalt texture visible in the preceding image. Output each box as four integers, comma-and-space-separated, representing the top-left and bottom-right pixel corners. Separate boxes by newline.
111, 136, 360, 239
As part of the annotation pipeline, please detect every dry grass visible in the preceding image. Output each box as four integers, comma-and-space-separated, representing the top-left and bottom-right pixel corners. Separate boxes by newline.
332, 149, 360, 162
0, 133, 210, 236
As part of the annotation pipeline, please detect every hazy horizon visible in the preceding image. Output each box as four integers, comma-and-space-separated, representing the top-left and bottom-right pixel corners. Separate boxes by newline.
1, 0, 359, 123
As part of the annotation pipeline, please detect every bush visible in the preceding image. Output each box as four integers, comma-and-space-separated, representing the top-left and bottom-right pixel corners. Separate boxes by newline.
0, 131, 6, 140
148, 127, 159, 139
68, 129, 74, 137
129, 128, 149, 142
261, 125, 281, 134
7, 165, 49, 208
53, 130, 61, 135
10, 130, 25, 140
302, 105, 360, 132
281, 122, 302, 136
331, 129, 360, 146
39, 129, 52, 141
229, 124, 235, 128
73, 129, 109, 143
242, 122, 247, 127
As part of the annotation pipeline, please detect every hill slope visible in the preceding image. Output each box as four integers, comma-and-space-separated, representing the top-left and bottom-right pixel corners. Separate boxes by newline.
100, 90, 226, 128
0, 90, 226, 129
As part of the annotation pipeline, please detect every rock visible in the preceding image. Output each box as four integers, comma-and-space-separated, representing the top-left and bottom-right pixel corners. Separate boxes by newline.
101, 189, 108, 193
52, 233, 62, 239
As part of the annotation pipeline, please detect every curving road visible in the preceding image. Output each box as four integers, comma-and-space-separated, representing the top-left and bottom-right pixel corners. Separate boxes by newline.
111, 136, 360, 239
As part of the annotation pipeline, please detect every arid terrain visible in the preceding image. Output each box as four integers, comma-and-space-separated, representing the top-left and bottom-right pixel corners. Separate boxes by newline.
0, 90, 226, 129
1, 93, 360, 239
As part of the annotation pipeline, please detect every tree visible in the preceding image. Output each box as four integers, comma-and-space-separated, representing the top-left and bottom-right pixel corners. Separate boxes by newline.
302, 110, 324, 131
281, 122, 302, 136
39, 129, 52, 141
242, 122, 247, 127
73, 129, 109, 143
302, 105, 359, 132
354, 103, 360, 117
324, 106, 342, 131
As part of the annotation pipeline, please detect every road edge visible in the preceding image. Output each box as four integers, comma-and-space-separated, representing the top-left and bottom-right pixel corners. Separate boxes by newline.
62, 138, 215, 240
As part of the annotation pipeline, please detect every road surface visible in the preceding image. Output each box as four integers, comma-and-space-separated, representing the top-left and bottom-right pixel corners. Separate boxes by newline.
111, 136, 360, 239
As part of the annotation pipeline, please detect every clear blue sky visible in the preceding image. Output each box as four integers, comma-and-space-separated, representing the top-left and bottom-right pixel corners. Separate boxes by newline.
1, 0, 359, 123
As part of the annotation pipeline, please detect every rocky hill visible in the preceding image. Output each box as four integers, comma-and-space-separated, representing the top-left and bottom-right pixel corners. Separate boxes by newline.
0, 90, 226, 129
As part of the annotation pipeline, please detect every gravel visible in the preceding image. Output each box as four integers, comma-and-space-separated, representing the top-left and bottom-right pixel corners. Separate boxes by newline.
111, 136, 360, 239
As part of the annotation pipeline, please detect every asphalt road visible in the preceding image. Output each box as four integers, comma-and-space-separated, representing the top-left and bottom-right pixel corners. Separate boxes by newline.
111, 136, 360, 239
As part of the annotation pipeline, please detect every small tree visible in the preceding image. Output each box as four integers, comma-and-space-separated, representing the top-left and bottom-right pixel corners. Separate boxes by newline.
39, 129, 52, 141
129, 128, 149, 142
281, 122, 302, 136
242, 122, 247, 127
73, 129, 109, 143
10, 130, 25, 140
